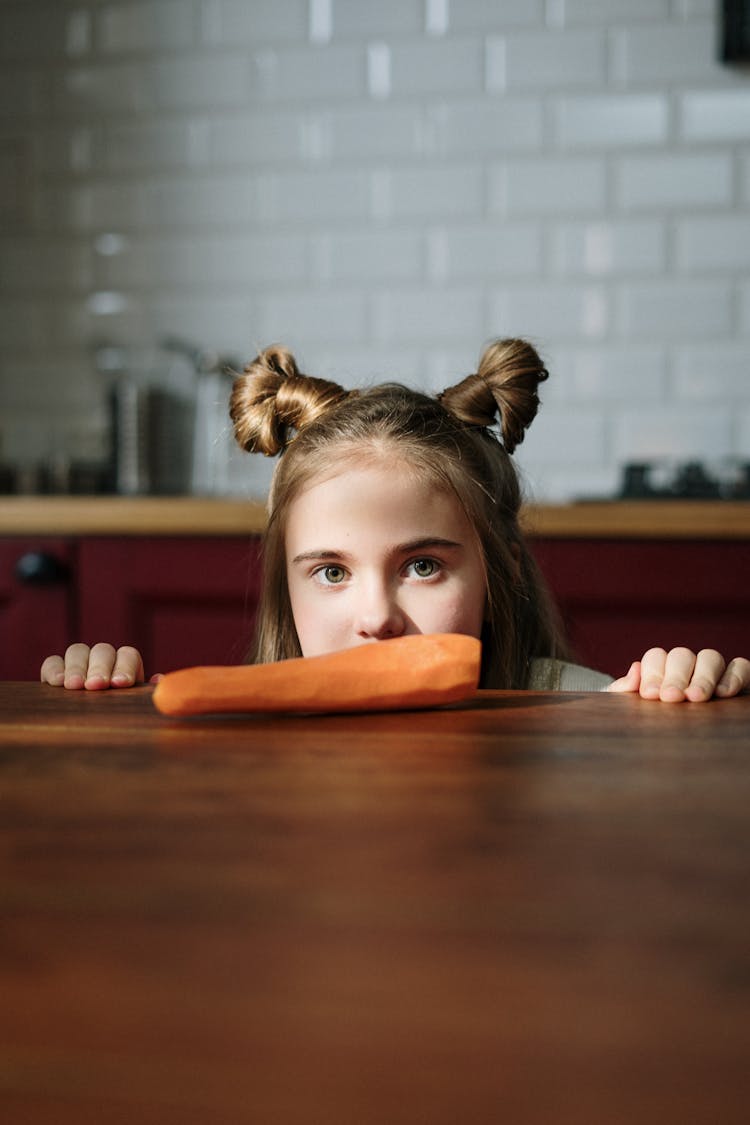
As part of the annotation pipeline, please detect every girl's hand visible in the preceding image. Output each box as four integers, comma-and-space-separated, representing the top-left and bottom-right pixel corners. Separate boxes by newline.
40, 643, 147, 690
608, 647, 750, 702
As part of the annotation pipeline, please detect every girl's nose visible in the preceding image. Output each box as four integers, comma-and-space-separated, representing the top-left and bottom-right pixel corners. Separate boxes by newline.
355, 583, 406, 641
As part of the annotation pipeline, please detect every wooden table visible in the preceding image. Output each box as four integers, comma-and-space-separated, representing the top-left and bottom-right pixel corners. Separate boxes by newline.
1, 683, 749, 1124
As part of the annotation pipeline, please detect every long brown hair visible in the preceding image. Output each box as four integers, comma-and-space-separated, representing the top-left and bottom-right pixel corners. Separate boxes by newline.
229, 339, 569, 687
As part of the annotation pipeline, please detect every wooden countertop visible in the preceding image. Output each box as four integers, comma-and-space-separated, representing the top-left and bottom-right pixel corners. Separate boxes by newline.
0, 495, 748, 538
0, 495, 269, 536
2, 681, 750, 1124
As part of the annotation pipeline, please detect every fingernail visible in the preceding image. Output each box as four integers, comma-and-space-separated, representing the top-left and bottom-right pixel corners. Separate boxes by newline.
722, 672, 739, 694
661, 683, 686, 702
111, 673, 132, 686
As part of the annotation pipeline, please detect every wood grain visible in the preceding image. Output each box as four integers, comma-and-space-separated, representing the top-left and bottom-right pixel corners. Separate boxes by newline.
1, 683, 749, 1124
2, 495, 749, 538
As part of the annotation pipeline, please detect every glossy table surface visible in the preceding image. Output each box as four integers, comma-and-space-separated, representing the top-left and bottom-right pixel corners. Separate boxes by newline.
1, 682, 749, 1124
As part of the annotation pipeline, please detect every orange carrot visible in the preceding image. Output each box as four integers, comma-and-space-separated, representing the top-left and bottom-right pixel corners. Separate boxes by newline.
152, 633, 481, 717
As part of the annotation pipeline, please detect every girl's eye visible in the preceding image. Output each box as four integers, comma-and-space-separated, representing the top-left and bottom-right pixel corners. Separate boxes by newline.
409, 558, 438, 579
315, 565, 347, 585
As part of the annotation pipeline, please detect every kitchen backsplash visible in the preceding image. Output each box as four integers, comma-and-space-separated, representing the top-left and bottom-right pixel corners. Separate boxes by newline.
0, 0, 749, 500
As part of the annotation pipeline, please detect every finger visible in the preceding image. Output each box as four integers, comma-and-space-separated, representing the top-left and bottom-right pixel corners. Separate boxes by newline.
716, 656, 750, 698
83, 642, 118, 690
637, 647, 668, 700
684, 648, 726, 703
40, 654, 65, 687
110, 646, 145, 688
62, 643, 93, 690
607, 661, 641, 694
659, 647, 698, 702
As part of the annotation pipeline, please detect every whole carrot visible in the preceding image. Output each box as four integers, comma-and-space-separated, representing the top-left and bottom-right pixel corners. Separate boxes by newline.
152, 633, 481, 717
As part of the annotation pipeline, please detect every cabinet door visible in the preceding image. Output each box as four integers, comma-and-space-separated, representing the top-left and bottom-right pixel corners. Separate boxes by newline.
78, 538, 262, 675
532, 538, 750, 678
0, 539, 74, 680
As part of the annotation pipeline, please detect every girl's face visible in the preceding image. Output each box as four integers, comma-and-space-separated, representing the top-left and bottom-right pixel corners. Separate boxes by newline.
285, 459, 487, 658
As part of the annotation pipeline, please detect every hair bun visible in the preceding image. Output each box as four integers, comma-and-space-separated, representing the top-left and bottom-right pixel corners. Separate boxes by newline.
438, 338, 548, 454
229, 344, 350, 455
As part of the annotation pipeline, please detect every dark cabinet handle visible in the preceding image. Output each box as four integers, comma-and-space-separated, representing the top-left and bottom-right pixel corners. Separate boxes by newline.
14, 552, 70, 585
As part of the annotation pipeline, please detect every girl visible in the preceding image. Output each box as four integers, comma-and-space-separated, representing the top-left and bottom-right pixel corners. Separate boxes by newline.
41, 339, 750, 703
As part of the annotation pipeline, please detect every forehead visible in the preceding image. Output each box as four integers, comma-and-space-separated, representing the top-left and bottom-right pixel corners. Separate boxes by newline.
306, 437, 449, 490
285, 458, 473, 540
291, 446, 437, 505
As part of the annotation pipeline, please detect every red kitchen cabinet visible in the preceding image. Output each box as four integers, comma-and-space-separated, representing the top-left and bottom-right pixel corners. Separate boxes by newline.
4, 536, 261, 681
1, 539, 74, 680
77, 538, 262, 676
531, 538, 750, 679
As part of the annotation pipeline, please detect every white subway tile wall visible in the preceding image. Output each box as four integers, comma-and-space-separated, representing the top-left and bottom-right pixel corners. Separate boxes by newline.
609, 20, 720, 84
0, 0, 748, 499
617, 153, 733, 210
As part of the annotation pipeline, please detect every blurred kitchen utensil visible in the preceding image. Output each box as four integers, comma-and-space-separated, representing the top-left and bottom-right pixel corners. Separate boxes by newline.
160, 336, 240, 496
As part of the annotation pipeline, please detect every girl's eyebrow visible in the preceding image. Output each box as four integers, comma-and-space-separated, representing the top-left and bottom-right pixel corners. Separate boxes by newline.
291, 549, 349, 564
291, 537, 463, 565
397, 536, 463, 554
